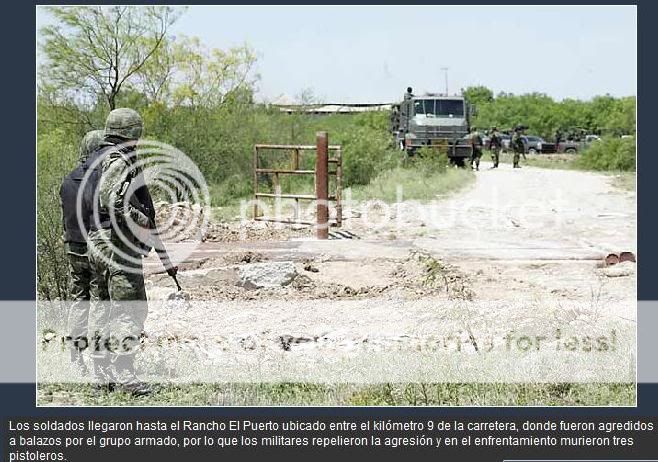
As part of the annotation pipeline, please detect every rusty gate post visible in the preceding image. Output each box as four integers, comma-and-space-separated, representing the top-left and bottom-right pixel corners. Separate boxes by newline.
315, 131, 329, 239
292, 148, 300, 222
253, 145, 259, 219
335, 147, 342, 228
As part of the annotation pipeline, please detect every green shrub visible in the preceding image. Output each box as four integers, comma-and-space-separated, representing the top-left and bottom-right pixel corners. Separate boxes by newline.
353, 111, 390, 131
37, 129, 78, 300
350, 160, 473, 203
413, 147, 450, 175
341, 126, 398, 186
577, 136, 636, 171
210, 173, 253, 206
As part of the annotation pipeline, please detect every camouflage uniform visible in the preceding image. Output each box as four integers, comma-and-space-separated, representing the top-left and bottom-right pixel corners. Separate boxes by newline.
489, 128, 502, 168
469, 128, 483, 171
554, 129, 562, 146
87, 108, 153, 395
61, 130, 104, 371
511, 127, 525, 168
65, 242, 91, 351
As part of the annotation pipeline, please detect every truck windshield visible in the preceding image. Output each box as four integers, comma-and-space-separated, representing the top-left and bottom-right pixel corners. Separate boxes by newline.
414, 99, 464, 117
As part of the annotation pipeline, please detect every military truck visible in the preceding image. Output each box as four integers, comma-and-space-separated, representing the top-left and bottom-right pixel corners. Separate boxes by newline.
390, 88, 475, 165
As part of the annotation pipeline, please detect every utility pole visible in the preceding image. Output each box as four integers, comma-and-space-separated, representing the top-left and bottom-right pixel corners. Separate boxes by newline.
441, 67, 449, 95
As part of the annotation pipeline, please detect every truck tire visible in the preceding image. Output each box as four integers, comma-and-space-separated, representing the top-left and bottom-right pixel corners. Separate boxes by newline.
565, 147, 577, 154
451, 157, 467, 168
528, 148, 538, 154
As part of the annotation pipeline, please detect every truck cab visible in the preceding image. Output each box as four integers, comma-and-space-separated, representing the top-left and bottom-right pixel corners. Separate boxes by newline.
393, 90, 474, 163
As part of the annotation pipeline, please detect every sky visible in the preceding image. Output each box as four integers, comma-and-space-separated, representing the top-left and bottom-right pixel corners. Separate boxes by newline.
37, 5, 637, 103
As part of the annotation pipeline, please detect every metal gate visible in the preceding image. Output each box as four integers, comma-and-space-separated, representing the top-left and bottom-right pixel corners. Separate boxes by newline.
253, 132, 342, 239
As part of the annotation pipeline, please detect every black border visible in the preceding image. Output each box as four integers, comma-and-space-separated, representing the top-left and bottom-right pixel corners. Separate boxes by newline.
2, 2, 654, 460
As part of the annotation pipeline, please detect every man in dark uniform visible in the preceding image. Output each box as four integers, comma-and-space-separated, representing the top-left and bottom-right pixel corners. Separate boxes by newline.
59, 130, 104, 373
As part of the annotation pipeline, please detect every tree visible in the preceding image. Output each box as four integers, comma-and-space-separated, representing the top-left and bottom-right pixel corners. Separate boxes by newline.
603, 96, 636, 136
463, 86, 494, 106
169, 36, 257, 108
40, 6, 182, 110
131, 37, 178, 105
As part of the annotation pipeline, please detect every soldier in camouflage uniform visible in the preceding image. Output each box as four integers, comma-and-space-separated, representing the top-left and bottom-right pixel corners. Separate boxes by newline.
511, 125, 525, 168
554, 128, 562, 152
87, 108, 156, 396
469, 127, 483, 171
59, 129, 104, 373
489, 127, 502, 168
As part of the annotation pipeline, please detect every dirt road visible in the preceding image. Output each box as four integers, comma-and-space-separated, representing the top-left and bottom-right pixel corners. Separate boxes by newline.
127, 163, 639, 386
352, 160, 636, 259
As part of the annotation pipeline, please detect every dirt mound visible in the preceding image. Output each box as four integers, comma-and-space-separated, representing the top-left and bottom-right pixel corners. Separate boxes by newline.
392, 251, 475, 300
181, 273, 387, 302
222, 251, 265, 265
173, 252, 266, 273
150, 251, 472, 302
156, 201, 313, 243
204, 221, 311, 242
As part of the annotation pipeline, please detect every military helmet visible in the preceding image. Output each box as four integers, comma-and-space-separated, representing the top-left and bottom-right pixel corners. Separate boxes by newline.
78, 129, 104, 163
104, 108, 143, 140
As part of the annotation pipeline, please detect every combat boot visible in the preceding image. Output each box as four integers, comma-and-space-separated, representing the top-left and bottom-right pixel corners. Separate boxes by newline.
69, 347, 88, 376
113, 354, 152, 397
91, 354, 116, 392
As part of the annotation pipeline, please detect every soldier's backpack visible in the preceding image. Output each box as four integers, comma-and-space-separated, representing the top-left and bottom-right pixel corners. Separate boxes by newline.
79, 145, 115, 232
60, 143, 127, 242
